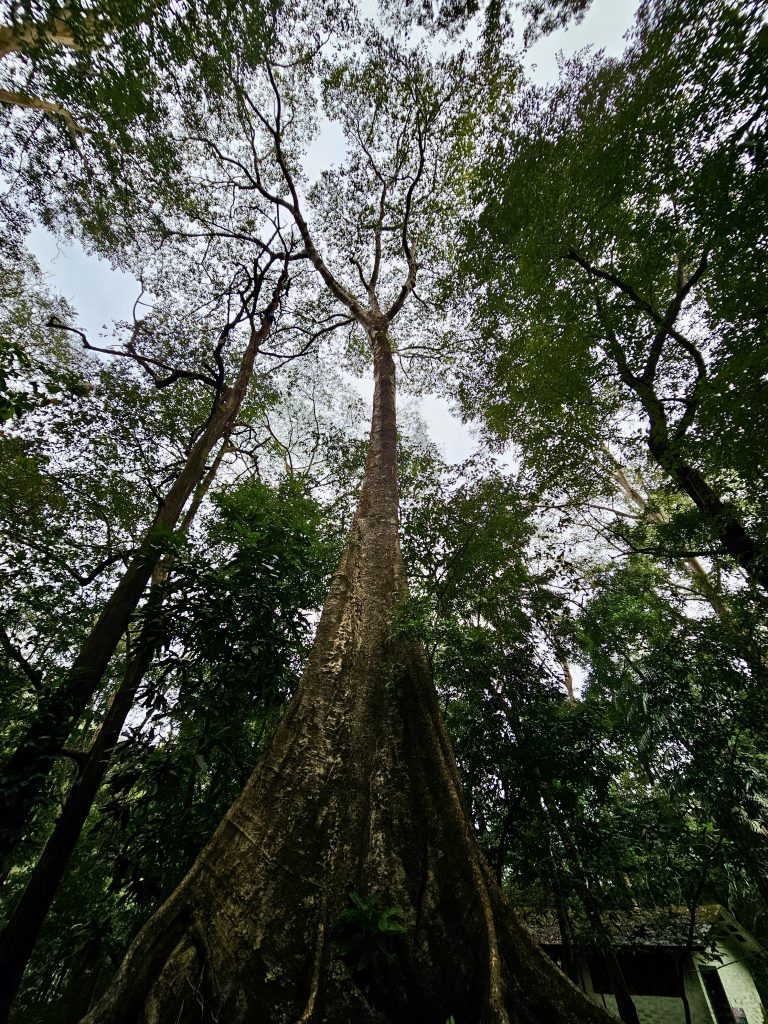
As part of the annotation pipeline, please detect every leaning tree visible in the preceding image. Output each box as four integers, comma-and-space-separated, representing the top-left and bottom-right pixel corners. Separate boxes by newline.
457, 0, 768, 592
76, 37, 614, 1024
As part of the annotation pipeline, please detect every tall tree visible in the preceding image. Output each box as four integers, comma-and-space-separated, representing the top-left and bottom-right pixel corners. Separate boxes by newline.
0, 247, 291, 875
74, 37, 613, 1024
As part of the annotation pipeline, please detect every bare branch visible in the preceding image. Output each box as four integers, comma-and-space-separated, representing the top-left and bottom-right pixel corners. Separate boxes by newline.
567, 246, 709, 382
260, 314, 353, 366
47, 317, 220, 390
257, 65, 370, 323
385, 121, 426, 322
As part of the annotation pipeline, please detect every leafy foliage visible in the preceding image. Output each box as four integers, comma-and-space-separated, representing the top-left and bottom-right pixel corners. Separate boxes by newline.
337, 891, 407, 974
0, 0, 278, 245
2, 1, 768, 1020
456, 0, 768, 564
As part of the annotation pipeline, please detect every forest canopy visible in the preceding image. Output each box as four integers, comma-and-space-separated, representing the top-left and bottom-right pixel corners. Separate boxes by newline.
0, 1, 766, 1022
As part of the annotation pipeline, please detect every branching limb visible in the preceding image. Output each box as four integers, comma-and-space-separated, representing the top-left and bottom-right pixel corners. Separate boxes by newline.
255, 67, 370, 322
3, 533, 129, 587
573, 244, 708, 360
0, 624, 43, 691
620, 544, 726, 559
0, 87, 83, 146
568, 246, 709, 379
260, 314, 353, 363
60, 747, 86, 768
639, 250, 709, 385
385, 121, 426, 322
47, 318, 220, 390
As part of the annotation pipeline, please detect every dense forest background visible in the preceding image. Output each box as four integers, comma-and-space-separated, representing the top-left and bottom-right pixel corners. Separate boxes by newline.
0, 0, 766, 1021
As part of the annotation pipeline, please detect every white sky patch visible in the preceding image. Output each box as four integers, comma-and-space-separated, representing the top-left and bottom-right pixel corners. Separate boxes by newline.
303, 114, 347, 178
28, 222, 139, 341
523, 0, 638, 84
418, 393, 477, 462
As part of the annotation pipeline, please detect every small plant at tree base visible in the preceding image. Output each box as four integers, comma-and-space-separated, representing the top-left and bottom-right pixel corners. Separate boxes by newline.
336, 891, 406, 974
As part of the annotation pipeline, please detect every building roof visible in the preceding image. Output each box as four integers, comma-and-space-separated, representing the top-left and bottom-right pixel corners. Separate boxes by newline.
517, 905, 759, 953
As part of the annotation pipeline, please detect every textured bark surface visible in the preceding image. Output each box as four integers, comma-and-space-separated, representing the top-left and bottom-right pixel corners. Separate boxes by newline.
79, 329, 616, 1024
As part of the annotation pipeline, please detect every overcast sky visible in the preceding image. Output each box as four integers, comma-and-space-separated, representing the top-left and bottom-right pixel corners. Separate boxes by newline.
29, 0, 639, 463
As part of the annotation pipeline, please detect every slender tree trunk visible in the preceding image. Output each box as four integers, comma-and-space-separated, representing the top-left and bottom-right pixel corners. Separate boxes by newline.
605, 449, 728, 618
559, 658, 576, 703
649, 439, 768, 591
546, 838, 579, 985
0, 441, 229, 1023
0, 613, 160, 1023
486, 683, 637, 1023
0, 274, 286, 876
77, 323, 615, 1024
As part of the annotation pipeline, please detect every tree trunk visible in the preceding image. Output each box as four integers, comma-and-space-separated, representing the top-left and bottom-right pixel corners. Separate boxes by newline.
648, 439, 768, 591
547, 839, 579, 985
0, 612, 160, 1023
0, 441, 229, 1023
604, 449, 729, 618
0, 274, 286, 876
77, 322, 615, 1024
534, 785, 638, 1024
599, 326, 768, 591
633, 390, 768, 593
